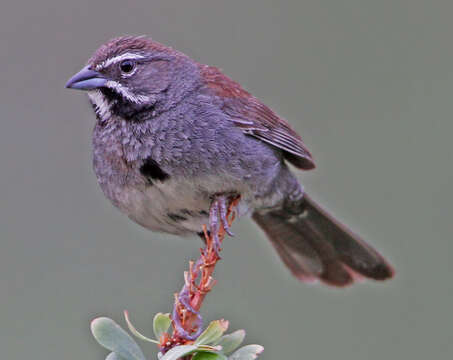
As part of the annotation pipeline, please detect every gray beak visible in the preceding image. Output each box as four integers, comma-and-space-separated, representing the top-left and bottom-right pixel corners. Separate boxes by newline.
65, 65, 107, 90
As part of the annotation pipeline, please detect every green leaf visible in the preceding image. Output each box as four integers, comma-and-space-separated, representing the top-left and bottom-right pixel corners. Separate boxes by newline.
105, 352, 128, 360
228, 345, 264, 360
124, 310, 159, 344
196, 345, 223, 352
160, 345, 198, 360
91, 317, 145, 360
195, 319, 229, 345
192, 351, 228, 360
214, 330, 246, 355
153, 313, 172, 339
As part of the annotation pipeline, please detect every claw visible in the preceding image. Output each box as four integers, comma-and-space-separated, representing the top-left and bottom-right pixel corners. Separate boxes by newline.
171, 303, 203, 340
172, 283, 203, 340
178, 286, 197, 314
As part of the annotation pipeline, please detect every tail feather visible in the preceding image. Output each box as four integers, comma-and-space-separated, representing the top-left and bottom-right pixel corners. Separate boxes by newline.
253, 194, 394, 287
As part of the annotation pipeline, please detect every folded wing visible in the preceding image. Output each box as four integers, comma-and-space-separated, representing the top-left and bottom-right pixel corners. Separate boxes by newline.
201, 65, 315, 170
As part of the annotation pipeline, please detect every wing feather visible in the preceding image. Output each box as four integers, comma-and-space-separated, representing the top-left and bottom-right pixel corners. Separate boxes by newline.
201, 65, 315, 170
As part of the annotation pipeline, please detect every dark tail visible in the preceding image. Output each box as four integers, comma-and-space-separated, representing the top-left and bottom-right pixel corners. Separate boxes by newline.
252, 194, 394, 287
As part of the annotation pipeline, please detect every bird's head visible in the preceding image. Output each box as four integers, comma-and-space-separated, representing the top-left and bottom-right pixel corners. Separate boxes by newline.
66, 36, 200, 121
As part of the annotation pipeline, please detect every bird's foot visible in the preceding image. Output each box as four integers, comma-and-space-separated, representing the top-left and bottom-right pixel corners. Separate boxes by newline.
171, 288, 203, 340
172, 259, 204, 340
209, 195, 235, 255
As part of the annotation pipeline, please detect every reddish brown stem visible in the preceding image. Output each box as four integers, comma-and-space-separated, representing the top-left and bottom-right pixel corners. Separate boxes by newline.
161, 197, 240, 351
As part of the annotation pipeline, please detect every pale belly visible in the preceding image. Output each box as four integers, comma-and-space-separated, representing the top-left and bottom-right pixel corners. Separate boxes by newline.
114, 175, 252, 236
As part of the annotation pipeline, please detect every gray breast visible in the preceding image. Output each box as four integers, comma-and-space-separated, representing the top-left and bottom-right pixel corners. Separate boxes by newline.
89, 90, 290, 235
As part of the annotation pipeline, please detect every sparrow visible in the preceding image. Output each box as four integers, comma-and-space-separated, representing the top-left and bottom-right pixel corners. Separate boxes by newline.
66, 36, 394, 287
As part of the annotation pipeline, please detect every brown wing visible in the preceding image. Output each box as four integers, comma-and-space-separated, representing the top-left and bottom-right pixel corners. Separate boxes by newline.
201, 65, 315, 170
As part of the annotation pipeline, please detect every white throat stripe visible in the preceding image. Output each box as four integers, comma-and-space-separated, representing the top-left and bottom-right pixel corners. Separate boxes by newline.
105, 80, 150, 104
88, 90, 112, 122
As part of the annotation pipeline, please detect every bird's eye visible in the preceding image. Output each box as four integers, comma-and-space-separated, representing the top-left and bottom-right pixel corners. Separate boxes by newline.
119, 60, 136, 74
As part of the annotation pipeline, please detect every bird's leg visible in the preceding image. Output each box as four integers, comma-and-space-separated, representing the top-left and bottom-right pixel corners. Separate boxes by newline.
209, 198, 221, 255
218, 196, 234, 237
209, 194, 235, 255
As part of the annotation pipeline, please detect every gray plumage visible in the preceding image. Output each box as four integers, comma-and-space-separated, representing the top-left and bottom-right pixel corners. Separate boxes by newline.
66, 36, 394, 286
91, 87, 299, 235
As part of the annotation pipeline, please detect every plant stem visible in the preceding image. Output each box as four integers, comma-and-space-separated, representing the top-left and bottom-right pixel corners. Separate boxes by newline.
161, 196, 240, 351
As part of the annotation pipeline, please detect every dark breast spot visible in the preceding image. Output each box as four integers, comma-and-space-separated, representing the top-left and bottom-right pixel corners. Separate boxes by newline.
140, 157, 170, 185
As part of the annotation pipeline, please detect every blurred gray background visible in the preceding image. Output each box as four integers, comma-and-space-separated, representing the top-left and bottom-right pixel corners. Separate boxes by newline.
1, 1, 452, 359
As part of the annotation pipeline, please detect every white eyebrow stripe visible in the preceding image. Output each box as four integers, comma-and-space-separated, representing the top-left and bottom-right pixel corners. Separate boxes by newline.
105, 80, 150, 104
95, 53, 146, 71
